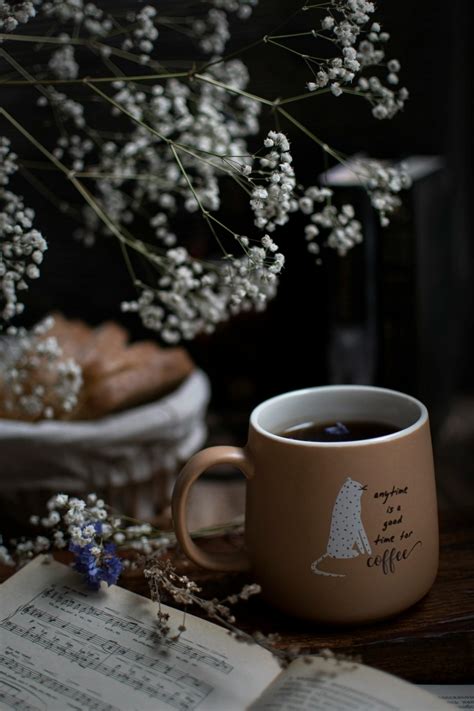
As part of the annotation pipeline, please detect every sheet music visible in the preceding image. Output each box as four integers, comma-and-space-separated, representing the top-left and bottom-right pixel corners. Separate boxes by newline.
420, 687, 474, 709
250, 657, 455, 711
0, 556, 280, 711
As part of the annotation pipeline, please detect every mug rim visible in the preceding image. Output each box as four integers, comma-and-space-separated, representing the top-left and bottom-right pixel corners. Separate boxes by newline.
250, 384, 428, 448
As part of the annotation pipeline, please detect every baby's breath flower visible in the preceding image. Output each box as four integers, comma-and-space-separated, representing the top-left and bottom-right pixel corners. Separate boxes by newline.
300, 186, 362, 258
0, 318, 82, 420
121, 5, 158, 56
0, 0, 407, 345
0, 1, 35, 32
213, 0, 258, 20
353, 159, 411, 225
122, 235, 283, 341
250, 131, 296, 232
195, 9, 230, 55
0, 139, 48, 321
53, 530, 66, 548
48, 493, 69, 510
300, 2, 407, 121
0, 535, 14, 566
48, 44, 78, 80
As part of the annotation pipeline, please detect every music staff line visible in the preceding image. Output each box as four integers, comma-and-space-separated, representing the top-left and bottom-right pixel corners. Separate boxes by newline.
18, 604, 212, 690
0, 654, 118, 711
0, 690, 41, 711
1, 620, 211, 711
38, 586, 232, 674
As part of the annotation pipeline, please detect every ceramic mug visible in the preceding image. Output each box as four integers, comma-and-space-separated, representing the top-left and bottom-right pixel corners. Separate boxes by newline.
172, 385, 439, 623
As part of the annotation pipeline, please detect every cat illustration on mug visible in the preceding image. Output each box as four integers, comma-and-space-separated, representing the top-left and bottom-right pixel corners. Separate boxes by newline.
311, 477, 372, 578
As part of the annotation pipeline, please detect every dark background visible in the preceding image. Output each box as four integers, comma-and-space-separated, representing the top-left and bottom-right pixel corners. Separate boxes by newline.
2, 1, 473, 462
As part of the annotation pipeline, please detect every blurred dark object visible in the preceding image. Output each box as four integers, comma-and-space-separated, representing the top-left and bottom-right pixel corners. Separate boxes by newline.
435, 396, 474, 510
323, 156, 457, 433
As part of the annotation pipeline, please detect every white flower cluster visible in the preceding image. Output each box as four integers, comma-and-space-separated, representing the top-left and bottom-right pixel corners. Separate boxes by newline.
48, 44, 79, 80
120, 522, 168, 555
307, 48, 361, 96
212, 0, 258, 20
0, 138, 47, 321
0, 0, 408, 344
306, 0, 375, 95
301, 186, 362, 257
122, 5, 159, 62
0, 1, 35, 32
355, 26, 408, 119
13, 535, 50, 558
250, 131, 296, 232
357, 71, 408, 120
42, 0, 111, 36
75, 60, 260, 251
37, 88, 85, 129
0, 135, 17, 185
0, 534, 14, 566
312, 203, 363, 256
0, 317, 83, 419
193, 9, 230, 55
122, 236, 284, 342
21, 494, 110, 563
335, 0, 374, 26
53, 133, 94, 172
357, 159, 412, 226
24, 492, 168, 561
305, 2, 408, 119
193, 1, 259, 55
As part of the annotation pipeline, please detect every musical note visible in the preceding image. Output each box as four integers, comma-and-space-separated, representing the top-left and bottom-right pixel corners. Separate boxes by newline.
0, 655, 117, 711
20, 587, 233, 675
2, 599, 213, 709
1, 559, 276, 711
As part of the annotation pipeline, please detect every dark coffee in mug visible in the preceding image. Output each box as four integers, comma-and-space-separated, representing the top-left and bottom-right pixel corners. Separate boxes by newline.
279, 420, 400, 442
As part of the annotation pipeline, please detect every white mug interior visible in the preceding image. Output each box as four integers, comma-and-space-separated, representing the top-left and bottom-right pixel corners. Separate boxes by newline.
251, 385, 428, 447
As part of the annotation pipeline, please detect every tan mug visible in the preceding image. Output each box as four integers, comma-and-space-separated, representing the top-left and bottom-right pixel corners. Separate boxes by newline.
172, 385, 439, 623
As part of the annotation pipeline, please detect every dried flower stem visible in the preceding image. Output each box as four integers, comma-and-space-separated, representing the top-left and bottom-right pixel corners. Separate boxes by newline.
0, 107, 155, 259
0, 0, 410, 341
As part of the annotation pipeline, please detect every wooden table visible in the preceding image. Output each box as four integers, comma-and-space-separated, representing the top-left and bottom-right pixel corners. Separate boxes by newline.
1, 509, 473, 684
121, 508, 474, 685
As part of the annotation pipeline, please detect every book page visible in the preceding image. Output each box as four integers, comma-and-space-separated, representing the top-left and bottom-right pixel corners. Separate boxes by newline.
250, 656, 455, 710
0, 556, 280, 711
420, 686, 474, 709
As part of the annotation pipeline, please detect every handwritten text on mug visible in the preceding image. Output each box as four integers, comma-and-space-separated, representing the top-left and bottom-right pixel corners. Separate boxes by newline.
368, 485, 422, 575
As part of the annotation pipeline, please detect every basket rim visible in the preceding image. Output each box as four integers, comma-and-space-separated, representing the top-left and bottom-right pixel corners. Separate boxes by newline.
0, 368, 210, 444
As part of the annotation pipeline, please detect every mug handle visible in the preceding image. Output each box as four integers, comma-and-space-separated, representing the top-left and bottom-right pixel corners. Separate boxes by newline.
172, 445, 254, 572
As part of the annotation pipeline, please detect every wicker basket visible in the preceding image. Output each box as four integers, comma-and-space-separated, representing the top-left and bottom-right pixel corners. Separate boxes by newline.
0, 369, 210, 521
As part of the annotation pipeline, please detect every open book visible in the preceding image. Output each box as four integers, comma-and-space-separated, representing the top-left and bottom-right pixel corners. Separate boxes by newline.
0, 556, 453, 710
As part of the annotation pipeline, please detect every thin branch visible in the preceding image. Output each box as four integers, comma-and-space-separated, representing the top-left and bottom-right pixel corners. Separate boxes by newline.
19, 165, 82, 220
170, 145, 233, 258
0, 107, 151, 260
169, 144, 205, 213
0, 69, 190, 86
193, 73, 273, 106
276, 105, 344, 163
268, 31, 316, 39
0, 31, 175, 74
86, 80, 253, 189
0, 47, 51, 99
197, 37, 265, 74
84, 80, 170, 143
277, 86, 332, 105
302, 3, 333, 9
